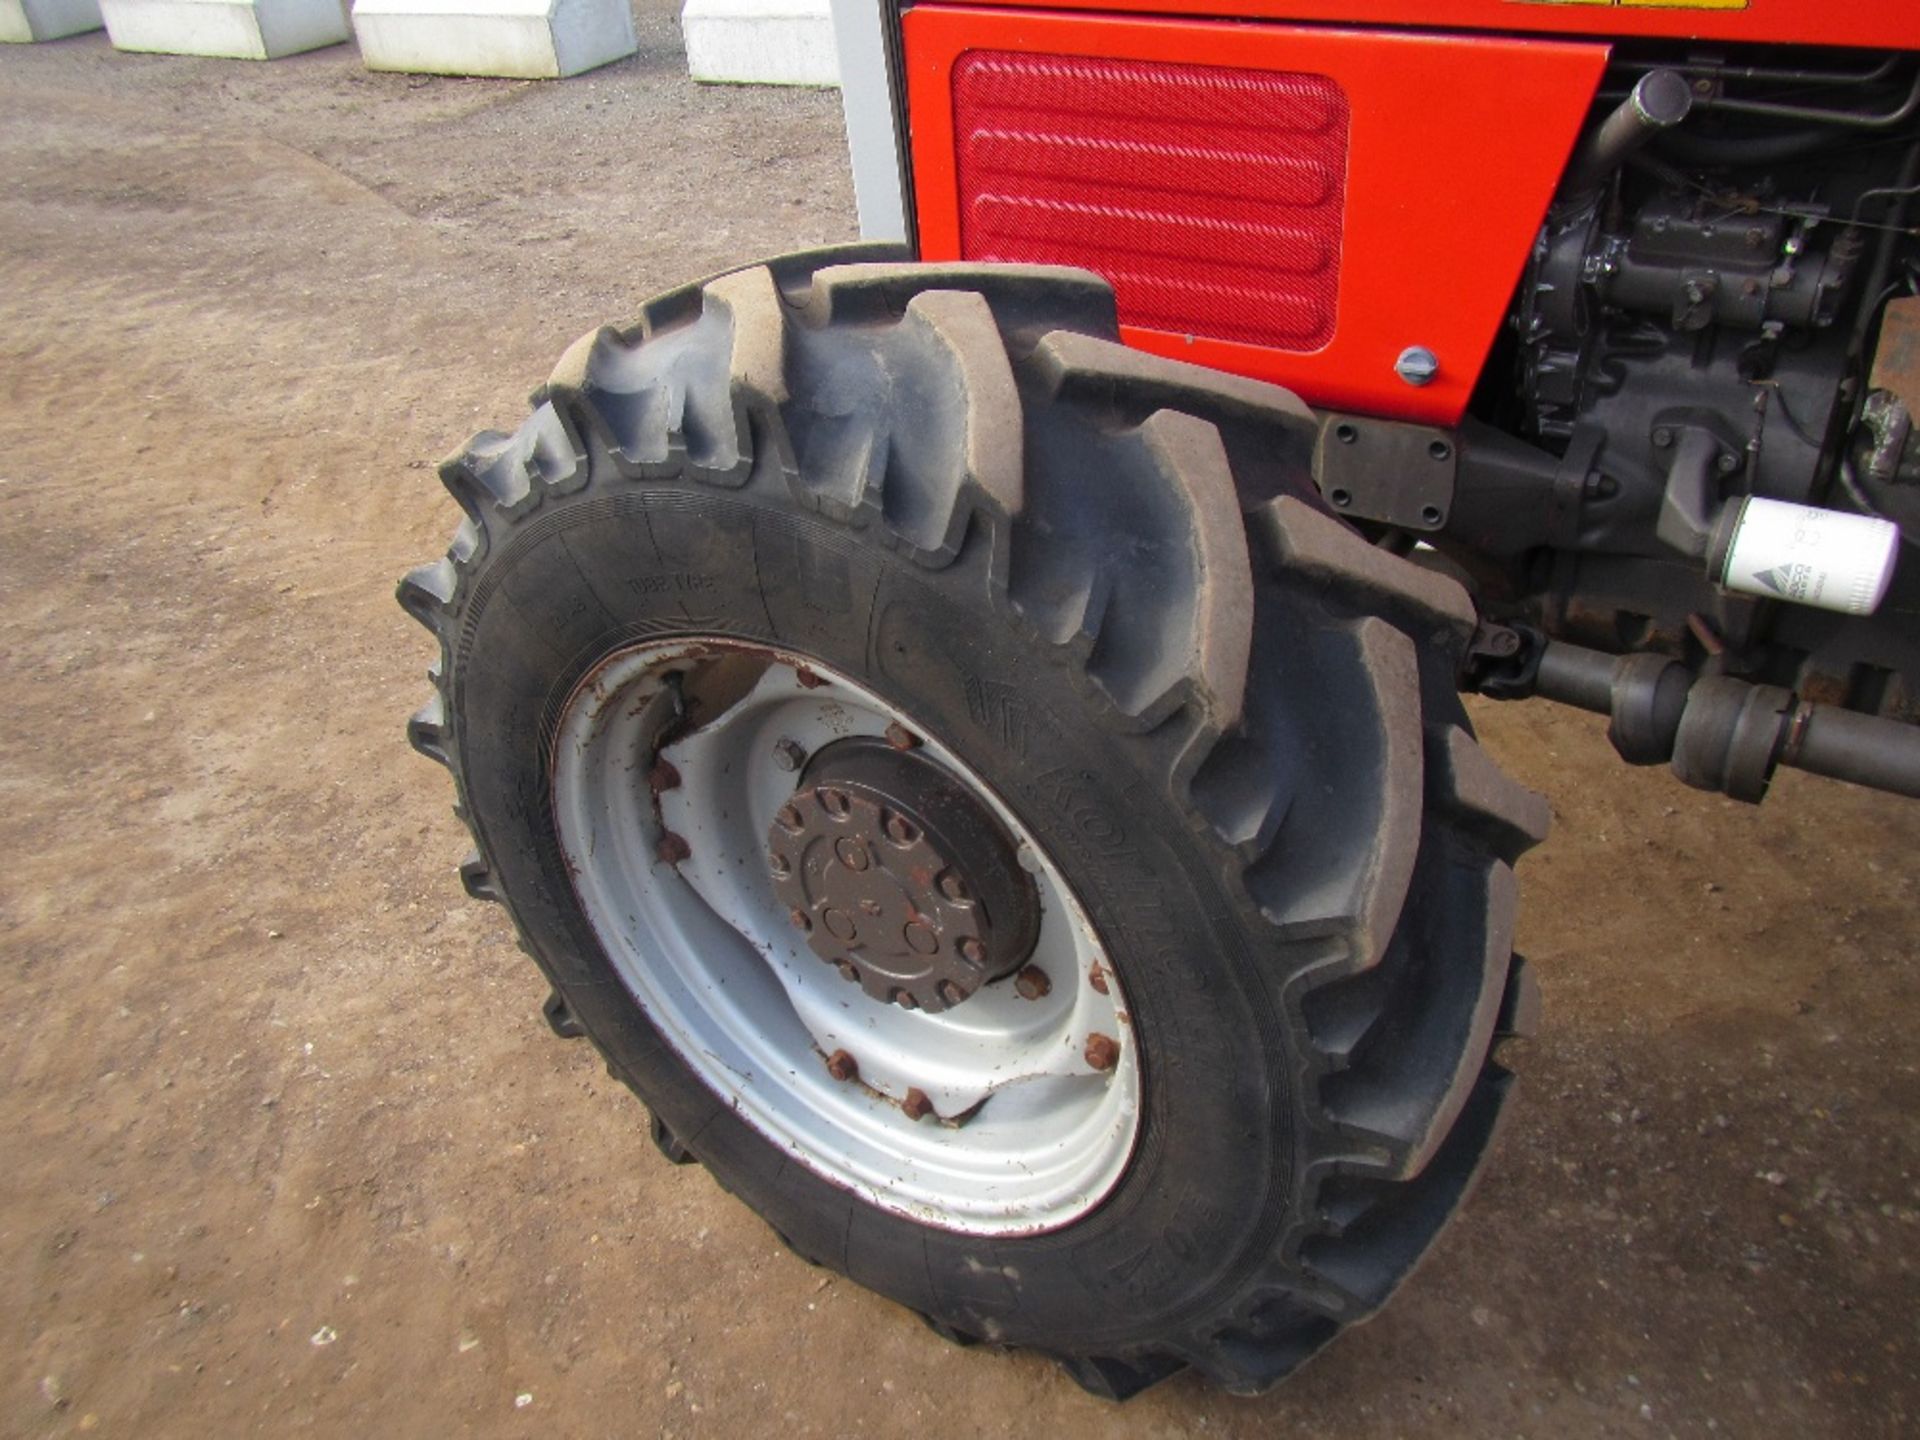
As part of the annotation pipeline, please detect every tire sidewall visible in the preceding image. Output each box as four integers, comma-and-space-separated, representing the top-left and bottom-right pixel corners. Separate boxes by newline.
452, 480, 1294, 1347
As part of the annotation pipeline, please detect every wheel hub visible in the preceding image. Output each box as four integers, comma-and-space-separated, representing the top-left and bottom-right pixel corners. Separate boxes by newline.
766, 737, 1039, 1012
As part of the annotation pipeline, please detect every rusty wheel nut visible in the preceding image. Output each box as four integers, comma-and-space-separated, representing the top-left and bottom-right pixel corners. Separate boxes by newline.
655, 832, 691, 865
882, 811, 918, 844
902, 1088, 933, 1122
1084, 1033, 1120, 1072
825, 1049, 858, 1082
936, 979, 965, 1008
893, 989, 918, 1011
817, 787, 851, 817
835, 960, 859, 983
772, 737, 806, 772
775, 804, 803, 833
936, 870, 970, 903
957, 936, 985, 965
789, 907, 812, 933
884, 722, 920, 751
1013, 965, 1051, 1001
1088, 963, 1109, 996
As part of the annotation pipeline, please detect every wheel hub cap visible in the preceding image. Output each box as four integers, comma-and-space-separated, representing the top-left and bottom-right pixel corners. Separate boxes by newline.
767, 737, 1040, 1013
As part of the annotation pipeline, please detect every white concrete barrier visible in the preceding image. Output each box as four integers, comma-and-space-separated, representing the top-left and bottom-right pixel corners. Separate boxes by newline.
352, 0, 637, 78
1, 0, 104, 41
100, 0, 349, 57
681, 0, 837, 87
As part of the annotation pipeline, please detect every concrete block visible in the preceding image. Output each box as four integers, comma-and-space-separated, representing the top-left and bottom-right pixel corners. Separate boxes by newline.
100, 0, 349, 57
352, 0, 637, 79
682, 0, 836, 87
1, 0, 104, 41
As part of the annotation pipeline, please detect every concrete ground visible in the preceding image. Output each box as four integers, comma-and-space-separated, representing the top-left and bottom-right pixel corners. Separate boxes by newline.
1, 16, 1916, 1439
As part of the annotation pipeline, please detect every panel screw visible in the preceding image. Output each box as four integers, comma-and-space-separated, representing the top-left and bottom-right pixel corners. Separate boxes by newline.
1394, 346, 1439, 387
772, 737, 806, 772
884, 722, 919, 751
1084, 1033, 1120, 1072
1013, 965, 1051, 1000
903, 1088, 933, 1121
825, 1049, 859, 1082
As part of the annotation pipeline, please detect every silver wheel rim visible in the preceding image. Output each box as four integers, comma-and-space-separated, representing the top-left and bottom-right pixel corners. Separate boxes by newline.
549, 639, 1142, 1235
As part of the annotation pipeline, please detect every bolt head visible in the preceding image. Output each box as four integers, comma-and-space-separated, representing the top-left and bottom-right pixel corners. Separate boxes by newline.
1394, 346, 1439, 387
825, 1049, 858, 1082
902, 1087, 933, 1122
936, 979, 966, 1008
893, 990, 918, 1011
816, 788, 851, 818
1084, 1033, 1120, 1072
937, 870, 970, 903
884, 722, 919, 751
772, 738, 806, 772
882, 811, 918, 845
769, 853, 791, 879
789, 907, 812, 933
776, 804, 804, 833
957, 936, 985, 965
1013, 965, 1051, 1001
1088, 963, 1110, 996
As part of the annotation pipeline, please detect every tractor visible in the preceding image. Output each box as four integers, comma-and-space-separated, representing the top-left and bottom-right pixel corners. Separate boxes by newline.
399, 0, 1920, 1399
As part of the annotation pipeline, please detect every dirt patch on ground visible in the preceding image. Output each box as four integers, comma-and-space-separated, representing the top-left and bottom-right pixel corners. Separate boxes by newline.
1, 22, 1915, 1439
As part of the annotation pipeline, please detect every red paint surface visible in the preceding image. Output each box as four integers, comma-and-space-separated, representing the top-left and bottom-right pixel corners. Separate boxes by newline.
915, 1, 1920, 51
954, 52, 1351, 352
907, 6, 1610, 424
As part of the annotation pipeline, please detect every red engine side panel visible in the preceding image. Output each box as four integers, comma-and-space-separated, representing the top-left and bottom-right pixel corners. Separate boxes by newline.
920, 1, 1920, 51
905, 6, 1609, 425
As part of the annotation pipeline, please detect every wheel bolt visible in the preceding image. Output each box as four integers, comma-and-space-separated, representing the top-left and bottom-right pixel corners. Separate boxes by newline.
769, 853, 790, 879
1088, 963, 1109, 996
776, 804, 803, 833
1084, 1033, 1119, 1072
835, 960, 858, 983
936, 979, 965, 1008
882, 811, 918, 844
902, 1088, 933, 1121
772, 737, 806, 772
937, 870, 969, 903
957, 936, 985, 965
1013, 965, 1050, 1001
893, 989, 918, 1011
884, 722, 919, 751
825, 1049, 858, 1082
817, 788, 851, 818
789, 908, 812, 933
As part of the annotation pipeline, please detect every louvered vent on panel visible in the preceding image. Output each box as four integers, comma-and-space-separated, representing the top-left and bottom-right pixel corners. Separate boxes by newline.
952, 51, 1351, 353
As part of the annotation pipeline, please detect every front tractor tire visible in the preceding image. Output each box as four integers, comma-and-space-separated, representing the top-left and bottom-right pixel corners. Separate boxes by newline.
398, 250, 1548, 1398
